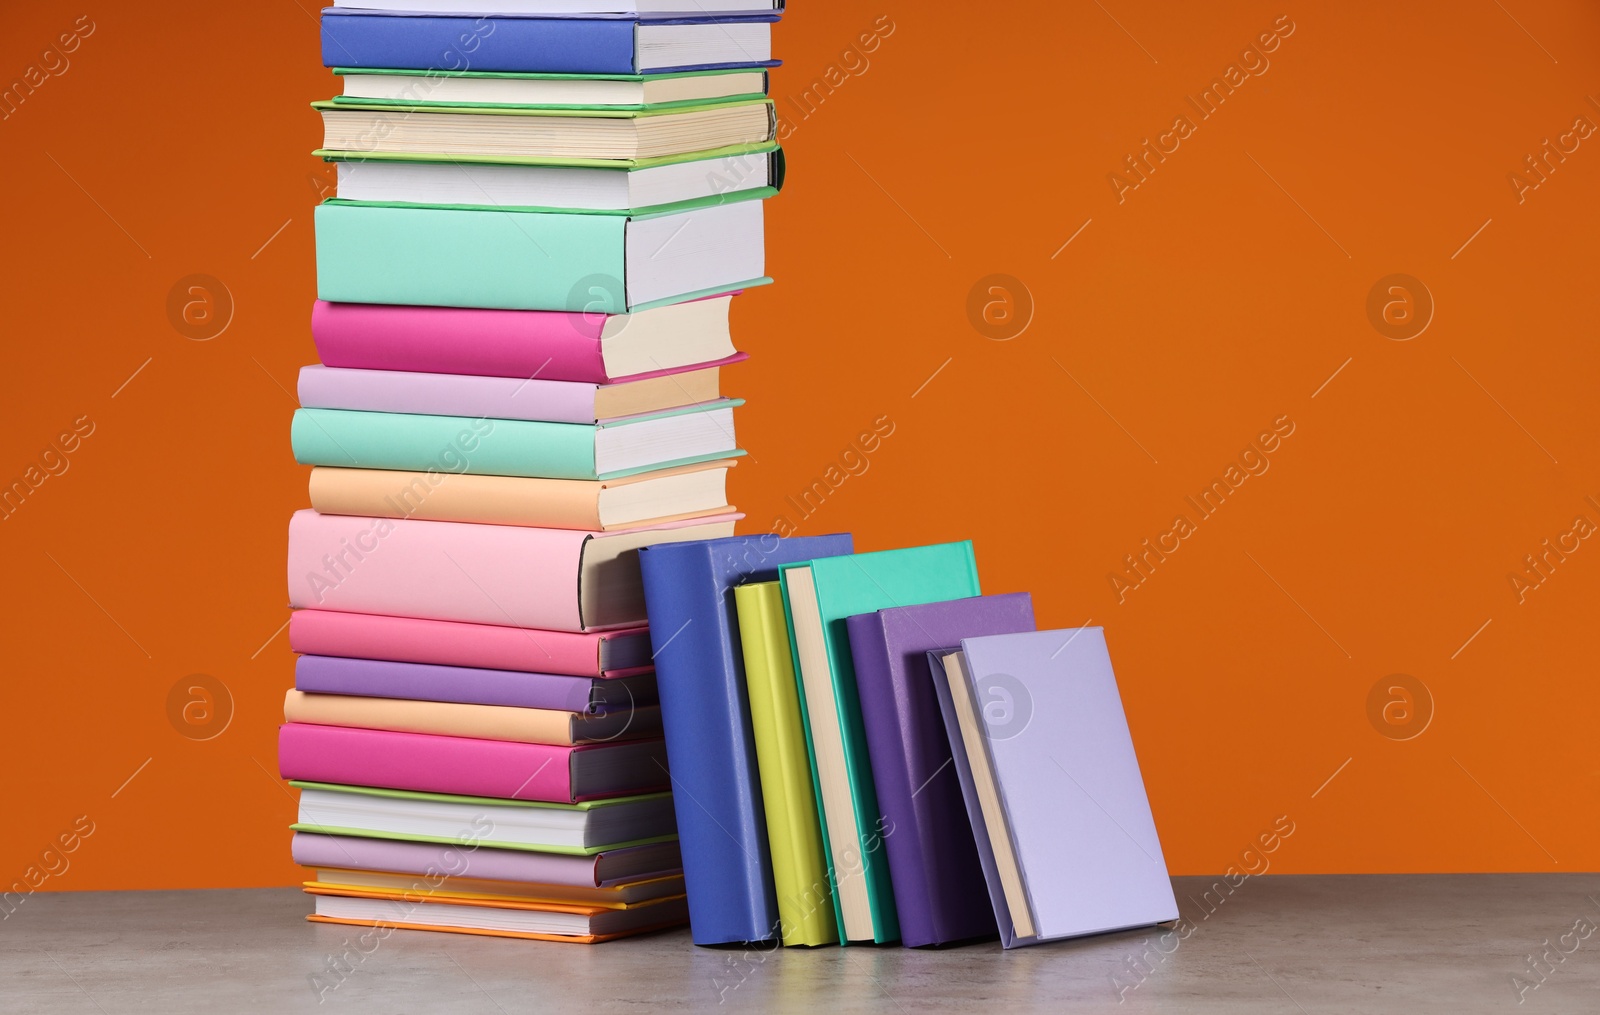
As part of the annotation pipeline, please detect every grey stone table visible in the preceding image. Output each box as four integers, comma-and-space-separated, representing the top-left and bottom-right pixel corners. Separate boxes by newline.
4, 875, 1598, 1013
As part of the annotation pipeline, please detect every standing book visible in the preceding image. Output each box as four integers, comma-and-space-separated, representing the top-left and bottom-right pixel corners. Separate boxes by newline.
734, 581, 837, 947
845, 593, 1035, 947
637, 533, 852, 946
932, 628, 1178, 948
778, 541, 981, 945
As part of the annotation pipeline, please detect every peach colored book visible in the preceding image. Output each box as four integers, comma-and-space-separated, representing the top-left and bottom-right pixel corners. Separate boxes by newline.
307, 459, 735, 531
283, 689, 660, 746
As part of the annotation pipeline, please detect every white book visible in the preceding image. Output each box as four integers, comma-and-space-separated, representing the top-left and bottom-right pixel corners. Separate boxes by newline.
334, 150, 776, 209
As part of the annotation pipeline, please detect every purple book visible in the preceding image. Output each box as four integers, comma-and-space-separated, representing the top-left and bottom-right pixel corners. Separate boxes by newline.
290, 832, 681, 888
844, 593, 1035, 947
294, 655, 656, 713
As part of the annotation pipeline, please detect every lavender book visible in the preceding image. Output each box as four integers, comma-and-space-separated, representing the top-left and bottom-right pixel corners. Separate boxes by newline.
931, 627, 1177, 948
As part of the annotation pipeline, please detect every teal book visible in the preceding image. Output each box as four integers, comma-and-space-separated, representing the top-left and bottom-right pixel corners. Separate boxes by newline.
778, 542, 981, 944
314, 192, 769, 313
291, 400, 743, 481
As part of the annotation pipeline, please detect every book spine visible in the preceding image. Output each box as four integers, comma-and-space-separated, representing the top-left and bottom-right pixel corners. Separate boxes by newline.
285, 688, 595, 745
295, 655, 600, 713
285, 510, 590, 631
310, 301, 612, 385
278, 723, 582, 801
297, 365, 601, 424
321, 14, 640, 75
844, 612, 940, 947
290, 831, 605, 887
290, 408, 600, 480
288, 610, 615, 676
315, 203, 629, 313
637, 542, 779, 945
307, 468, 607, 532
736, 583, 838, 947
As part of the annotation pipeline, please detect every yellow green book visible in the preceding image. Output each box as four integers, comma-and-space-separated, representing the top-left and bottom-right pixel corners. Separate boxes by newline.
734, 581, 839, 947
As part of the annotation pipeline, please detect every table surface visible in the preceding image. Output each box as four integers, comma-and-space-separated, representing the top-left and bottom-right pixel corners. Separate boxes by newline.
4, 875, 1598, 1013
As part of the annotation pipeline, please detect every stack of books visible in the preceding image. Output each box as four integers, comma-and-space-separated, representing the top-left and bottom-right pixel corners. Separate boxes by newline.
277, 0, 784, 943
640, 537, 1181, 950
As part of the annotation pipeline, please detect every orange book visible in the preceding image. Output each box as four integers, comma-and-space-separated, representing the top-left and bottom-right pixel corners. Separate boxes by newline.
304, 884, 687, 943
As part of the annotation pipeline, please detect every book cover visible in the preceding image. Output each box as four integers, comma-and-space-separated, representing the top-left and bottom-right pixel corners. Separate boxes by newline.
288, 610, 651, 677
322, 11, 782, 75
309, 299, 745, 385
304, 887, 689, 943
778, 541, 981, 944
940, 629, 1178, 948
290, 400, 743, 482
636, 533, 853, 946
294, 654, 653, 712
277, 723, 669, 802
733, 581, 837, 947
297, 364, 631, 424
307, 460, 735, 532
845, 593, 1034, 947
282, 689, 660, 745
314, 199, 767, 312
285, 510, 738, 632
290, 831, 681, 886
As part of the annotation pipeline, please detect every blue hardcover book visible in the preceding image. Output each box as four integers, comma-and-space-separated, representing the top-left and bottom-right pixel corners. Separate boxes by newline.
322, 11, 782, 75
637, 533, 854, 946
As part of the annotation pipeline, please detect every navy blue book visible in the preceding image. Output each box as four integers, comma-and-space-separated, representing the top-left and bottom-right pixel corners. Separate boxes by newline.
638, 533, 853, 946
322, 11, 782, 75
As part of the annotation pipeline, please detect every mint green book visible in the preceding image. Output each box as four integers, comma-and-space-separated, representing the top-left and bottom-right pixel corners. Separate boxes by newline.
291, 400, 744, 481
778, 542, 982, 944
314, 191, 771, 312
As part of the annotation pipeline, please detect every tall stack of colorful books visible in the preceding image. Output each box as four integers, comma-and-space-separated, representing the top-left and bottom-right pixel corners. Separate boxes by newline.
277, 0, 784, 944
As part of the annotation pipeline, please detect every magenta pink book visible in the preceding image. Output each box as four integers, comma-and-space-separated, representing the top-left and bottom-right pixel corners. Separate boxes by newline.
311, 300, 748, 384
277, 724, 670, 802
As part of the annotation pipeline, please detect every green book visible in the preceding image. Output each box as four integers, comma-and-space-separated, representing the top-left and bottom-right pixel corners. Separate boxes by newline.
779, 542, 982, 944
291, 400, 744, 481
734, 582, 839, 947
314, 190, 771, 313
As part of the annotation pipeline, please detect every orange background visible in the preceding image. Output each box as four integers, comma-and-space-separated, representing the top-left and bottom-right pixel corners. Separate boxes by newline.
4, 1, 1597, 891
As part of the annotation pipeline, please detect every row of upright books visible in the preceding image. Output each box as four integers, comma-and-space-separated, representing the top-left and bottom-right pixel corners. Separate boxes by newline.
641, 537, 1181, 950
275, 0, 785, 943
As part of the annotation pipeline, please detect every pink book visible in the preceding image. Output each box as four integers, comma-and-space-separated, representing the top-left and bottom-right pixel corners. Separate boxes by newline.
290, 832, 681, 887
277, 724, 670, 802
285, 510, 738, 632
288, 610, 653, 677
311, 298, 746, 384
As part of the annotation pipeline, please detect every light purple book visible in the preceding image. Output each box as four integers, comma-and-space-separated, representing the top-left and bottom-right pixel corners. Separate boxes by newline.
297, 363, 721, 424
929, 628, 1177, 948
294, 654, 656, 713
290, 832, 682, 887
